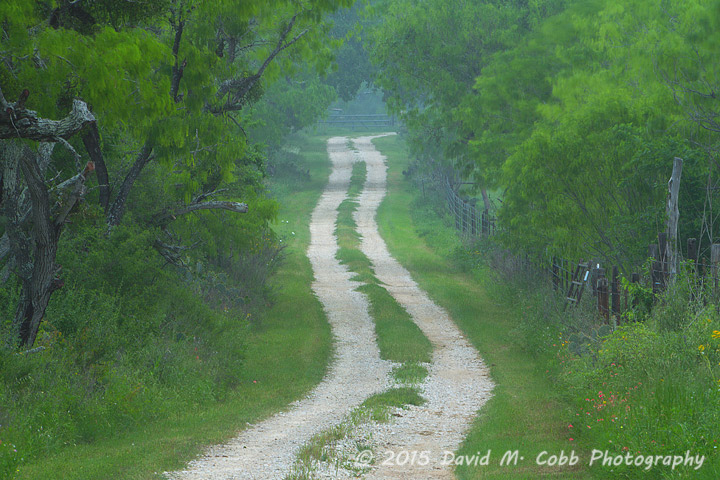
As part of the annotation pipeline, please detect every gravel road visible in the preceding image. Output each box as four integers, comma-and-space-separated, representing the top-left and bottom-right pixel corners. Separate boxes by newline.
166, 135, 493, 480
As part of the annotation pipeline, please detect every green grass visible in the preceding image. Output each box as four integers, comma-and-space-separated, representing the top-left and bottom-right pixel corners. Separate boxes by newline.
372, 134, 601, 479
14, 134, 335, 480
391, 363, 429, 384
359, 387, 425, 422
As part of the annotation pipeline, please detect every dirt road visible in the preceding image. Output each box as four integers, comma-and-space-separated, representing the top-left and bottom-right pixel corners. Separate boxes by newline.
166, 135, 493, 479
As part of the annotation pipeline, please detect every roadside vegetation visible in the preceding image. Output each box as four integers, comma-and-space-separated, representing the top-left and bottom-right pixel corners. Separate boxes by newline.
367, 1, 720, 477
0, 0, 361, 477
2, 134, 333, 479
374, 134, 720, 479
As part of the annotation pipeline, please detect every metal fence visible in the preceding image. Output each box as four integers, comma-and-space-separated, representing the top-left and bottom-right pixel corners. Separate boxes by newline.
442, 176, 496, 238
319, 114, 396, 130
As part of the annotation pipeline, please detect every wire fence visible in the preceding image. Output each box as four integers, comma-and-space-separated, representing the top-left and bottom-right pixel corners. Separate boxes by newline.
426, 168, 720, 324
318, 114, 396, 130
442, 176, 496, 238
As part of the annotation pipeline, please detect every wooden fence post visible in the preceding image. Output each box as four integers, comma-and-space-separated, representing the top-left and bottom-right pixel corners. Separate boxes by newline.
665, 157, 683, 279
597, 267, 609, 321
470, 205, 477, 236
611, 265, 620, 323
462, 201, 469, 234
688, 238, 698, 266
565, 259, 571, 293
552, 257, 559, 291
711, 244, 720, 300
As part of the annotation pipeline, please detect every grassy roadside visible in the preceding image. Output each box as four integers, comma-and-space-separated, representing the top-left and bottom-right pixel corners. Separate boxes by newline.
14, 134, 334, 480
372, 135, 602, 479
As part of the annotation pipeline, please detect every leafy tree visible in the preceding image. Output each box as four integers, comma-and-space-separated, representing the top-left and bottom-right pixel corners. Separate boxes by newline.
0, 0, 353, 346
368, 0, 565, 209
498, 0, 717, 264
325, 2, 375, 101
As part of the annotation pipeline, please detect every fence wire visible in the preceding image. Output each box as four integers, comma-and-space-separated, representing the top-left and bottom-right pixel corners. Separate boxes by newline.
442, 176, 496, 238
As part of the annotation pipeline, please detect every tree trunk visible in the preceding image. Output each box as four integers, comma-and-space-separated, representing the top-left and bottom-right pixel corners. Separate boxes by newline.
106, 141, 153, 227
81, 123, 110, 211
480, 187, 492, 212
10, 145, 60, 346
3, 142, 88, 346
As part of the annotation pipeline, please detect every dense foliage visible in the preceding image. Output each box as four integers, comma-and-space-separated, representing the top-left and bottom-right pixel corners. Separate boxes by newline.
369, 1, 720, 477
368, 0, 720, 266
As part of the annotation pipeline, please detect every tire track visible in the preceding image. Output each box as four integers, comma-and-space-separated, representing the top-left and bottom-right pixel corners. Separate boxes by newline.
351, 135, 494, 479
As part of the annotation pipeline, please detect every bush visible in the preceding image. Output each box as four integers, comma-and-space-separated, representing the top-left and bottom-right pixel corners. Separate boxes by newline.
0, 220, 250, 473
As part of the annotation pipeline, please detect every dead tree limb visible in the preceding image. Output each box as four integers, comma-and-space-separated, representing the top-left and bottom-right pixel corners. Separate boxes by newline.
153, 200, 248, 227
0, 96, 95, 141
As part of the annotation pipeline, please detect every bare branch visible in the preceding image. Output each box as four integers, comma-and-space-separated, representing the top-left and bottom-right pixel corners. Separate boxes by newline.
153, 200, 248, 227
0, 98, 95, 141
55, 135, 82, 170
211, 13, 310, 114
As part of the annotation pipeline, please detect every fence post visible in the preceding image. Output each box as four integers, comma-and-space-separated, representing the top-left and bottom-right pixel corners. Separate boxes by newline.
687, 238, 698, 273
665, 157, 683, 279
469, 205, 476, 236
711, 244, 720, 300
552, 257, 559, 291
649, 244, 661, 294
565, 259, 570, 293
597, 267, 609, 321
611, 265, 620, 323
454, 195, 460, 231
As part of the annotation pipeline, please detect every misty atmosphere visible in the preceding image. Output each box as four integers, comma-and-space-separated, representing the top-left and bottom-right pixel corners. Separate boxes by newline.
1, 1, 719, 478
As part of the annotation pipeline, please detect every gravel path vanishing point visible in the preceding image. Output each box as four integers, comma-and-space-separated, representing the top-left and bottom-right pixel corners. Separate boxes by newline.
167, 134, 494, 480
166, 136, 394, 480
351, 136, 494, 479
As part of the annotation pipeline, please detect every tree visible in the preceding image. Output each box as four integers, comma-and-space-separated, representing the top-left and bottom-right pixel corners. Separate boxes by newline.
0, 0, 353, 346
367, 0, 565, 210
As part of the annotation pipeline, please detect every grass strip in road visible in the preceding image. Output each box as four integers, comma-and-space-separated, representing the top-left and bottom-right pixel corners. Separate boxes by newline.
15, 134, 334, 480
335, 161, 432, 375
372, 134, 602, 480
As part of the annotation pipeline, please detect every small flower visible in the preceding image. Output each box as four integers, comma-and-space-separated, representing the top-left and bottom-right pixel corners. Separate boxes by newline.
712, 330, 720, 339
569, 438, 574, 441
699, 345, 706, 352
